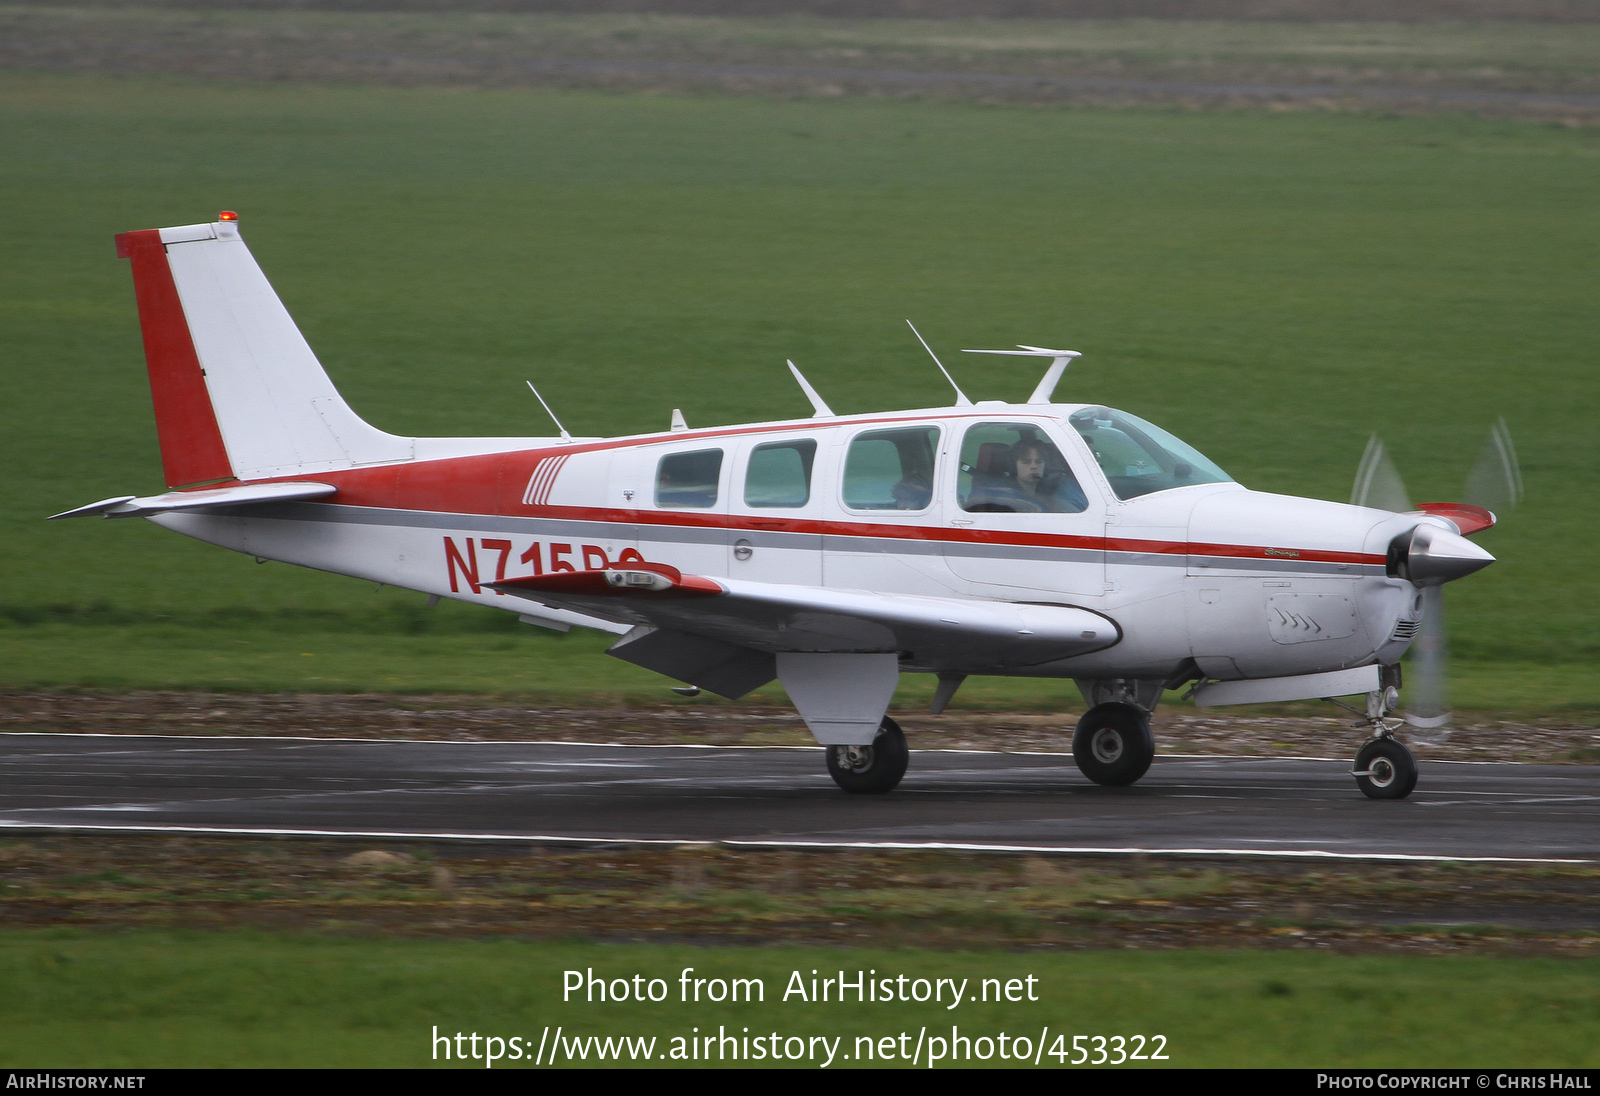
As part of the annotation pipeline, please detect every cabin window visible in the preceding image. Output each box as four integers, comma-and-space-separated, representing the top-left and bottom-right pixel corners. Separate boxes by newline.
1068, 406, 1233, 500
957, 422, 1087, 514
842, 426, 940, 511
745, 439, 817, 508
655, 448, 723, 509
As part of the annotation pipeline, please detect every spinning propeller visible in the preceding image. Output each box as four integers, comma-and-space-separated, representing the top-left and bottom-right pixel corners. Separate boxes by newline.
1351, 419, 1520, 730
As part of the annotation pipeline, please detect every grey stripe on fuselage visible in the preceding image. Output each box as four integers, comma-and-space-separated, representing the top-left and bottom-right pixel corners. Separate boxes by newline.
1178, 553, 1384, 577
225, 502, 1381, 577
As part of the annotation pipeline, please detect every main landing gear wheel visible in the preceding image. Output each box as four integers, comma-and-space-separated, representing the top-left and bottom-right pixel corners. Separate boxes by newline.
1353, 736, 1418, 800
826, 716, 909, 795
1072, 702, 1155, 787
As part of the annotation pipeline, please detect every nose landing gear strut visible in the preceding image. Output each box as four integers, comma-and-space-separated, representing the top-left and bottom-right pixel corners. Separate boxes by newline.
1335, 673, 1419, 800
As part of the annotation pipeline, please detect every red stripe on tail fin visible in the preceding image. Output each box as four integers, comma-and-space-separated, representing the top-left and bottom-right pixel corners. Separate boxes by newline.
115, 229, 233, 488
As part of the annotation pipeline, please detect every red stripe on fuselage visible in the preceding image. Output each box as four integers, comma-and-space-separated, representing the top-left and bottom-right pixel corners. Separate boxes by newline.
239, 448, 1384, 568
116, 229, 233, 489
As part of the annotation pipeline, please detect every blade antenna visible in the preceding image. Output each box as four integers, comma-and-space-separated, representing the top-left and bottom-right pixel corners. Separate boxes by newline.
960, 345, 1082, 404
787, 360, 835, 418
906, 320, 972, 407
1018, 346, 1080, 405
525, 380, 572, 442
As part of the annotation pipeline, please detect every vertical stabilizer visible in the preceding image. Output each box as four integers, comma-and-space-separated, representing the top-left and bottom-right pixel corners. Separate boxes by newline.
116, 214, 413, 487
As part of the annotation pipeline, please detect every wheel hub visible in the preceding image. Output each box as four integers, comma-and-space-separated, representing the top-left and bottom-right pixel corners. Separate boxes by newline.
1090, 727, 1124, 764
1367, 757, 1396, 788
837, 744, 874, 773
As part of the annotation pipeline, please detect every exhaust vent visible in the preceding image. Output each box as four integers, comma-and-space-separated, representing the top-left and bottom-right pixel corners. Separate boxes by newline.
1390, 619, 1421, 642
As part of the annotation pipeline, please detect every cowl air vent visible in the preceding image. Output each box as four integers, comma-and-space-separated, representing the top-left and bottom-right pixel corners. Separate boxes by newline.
1267, 595, 1357, 645
1390, 619, 1421, 642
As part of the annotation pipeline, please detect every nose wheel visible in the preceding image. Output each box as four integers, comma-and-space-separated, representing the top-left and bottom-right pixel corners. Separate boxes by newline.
826, 716, 909, 794
1352, 736, 1418, 800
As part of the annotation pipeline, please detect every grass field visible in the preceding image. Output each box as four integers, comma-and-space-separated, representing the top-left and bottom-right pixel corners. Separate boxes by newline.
3, 930, 1597, 1066
4, 5, 1598, 107
1, 71, 1595, 711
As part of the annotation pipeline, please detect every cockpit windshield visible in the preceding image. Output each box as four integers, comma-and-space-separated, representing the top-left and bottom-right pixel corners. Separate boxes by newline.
1068, 407, 1233, 501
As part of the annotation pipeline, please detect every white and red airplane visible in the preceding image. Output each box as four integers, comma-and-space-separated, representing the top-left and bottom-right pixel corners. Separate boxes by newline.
56, 213, 1500, 800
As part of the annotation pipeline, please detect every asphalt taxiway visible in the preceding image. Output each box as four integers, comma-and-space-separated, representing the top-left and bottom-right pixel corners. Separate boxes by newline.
0, 734, 1595, 861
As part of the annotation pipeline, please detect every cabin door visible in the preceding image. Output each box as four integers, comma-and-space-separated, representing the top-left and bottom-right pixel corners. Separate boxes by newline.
941, 420, 1106, 601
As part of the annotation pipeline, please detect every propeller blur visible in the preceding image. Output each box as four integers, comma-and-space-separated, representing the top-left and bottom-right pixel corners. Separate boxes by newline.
1351, 422, 1520, 733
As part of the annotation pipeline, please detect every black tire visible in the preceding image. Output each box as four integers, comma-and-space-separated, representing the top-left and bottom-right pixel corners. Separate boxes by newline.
826, 716, 909, 794
1354, 737, 1418, 800
1072, 703, 1155, 787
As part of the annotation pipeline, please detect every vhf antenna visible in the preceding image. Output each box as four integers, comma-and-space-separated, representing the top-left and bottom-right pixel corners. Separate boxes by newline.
525, 380, 572, 442
906, 320, 972, 406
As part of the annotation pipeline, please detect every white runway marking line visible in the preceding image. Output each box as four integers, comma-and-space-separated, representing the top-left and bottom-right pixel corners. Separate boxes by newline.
0, 821, 1588, 863
52, 805, 162, 813
0, 731, 820, 750
1420, 796, 1600, 808
501, 761, 652, 769
0, 766, 830, 818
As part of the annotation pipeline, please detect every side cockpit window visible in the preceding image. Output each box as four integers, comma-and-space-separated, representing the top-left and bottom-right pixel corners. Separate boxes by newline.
958, 422, 1087, 514
745, 439, 817, 508
843, 426, 939, 511
656, 449, 723, 509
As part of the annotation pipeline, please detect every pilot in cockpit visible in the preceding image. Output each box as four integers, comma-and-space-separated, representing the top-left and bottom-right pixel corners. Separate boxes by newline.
1011, 439, 1088, 513
965, 436, 1087, 514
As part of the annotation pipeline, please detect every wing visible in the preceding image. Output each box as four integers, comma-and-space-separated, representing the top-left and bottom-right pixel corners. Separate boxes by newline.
488, 563, 1119, 698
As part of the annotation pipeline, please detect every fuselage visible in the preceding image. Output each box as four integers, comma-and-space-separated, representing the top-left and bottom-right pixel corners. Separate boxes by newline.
154, 400, 1422, 685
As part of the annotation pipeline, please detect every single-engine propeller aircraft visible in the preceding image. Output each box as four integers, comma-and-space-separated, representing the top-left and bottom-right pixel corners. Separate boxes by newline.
56, 213, 1503, 800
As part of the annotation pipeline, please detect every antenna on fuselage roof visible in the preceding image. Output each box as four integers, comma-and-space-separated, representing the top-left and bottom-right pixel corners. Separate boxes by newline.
960, 345, 1082, 405
787, 360, 836, 419
906, 320, 972, 407
525, 380, 572, 442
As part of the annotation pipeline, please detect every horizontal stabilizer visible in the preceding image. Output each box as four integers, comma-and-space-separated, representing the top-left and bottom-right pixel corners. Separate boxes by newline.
50, 481, 336, 520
